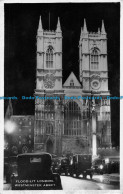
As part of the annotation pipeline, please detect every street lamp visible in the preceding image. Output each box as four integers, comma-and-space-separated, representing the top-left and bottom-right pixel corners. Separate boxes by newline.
91, 102, 97, 159
4, 119, 17, 156
58, 119, 62, 155
4, 120, 17, 134
87, 120, 90, 154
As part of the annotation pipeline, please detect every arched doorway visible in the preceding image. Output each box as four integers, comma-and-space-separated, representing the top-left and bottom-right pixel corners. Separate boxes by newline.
46, 139, 53, 154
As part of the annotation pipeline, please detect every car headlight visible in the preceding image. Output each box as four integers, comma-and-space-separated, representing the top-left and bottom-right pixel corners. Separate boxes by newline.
99, 165, 103, 169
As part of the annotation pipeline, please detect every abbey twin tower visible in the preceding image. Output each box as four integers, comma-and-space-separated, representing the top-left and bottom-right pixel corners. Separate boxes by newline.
33, 16, 112, 155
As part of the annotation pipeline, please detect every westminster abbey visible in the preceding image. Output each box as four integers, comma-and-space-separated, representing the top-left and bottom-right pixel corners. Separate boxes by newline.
5, 16, 112, 156
33, 16, 112, 155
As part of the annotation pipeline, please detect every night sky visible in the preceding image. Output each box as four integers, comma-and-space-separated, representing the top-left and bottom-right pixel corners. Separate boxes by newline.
4, 3, 120, 146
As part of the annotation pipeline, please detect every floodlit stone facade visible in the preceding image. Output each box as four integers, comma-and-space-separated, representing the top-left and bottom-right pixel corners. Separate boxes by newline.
34, 17, 112, 156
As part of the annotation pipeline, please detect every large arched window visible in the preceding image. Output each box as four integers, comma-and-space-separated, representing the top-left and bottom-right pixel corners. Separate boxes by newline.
45, 100, 54, 134
64, 101, 81, 136
91, 49, 99, 69
46, 46, 53, 68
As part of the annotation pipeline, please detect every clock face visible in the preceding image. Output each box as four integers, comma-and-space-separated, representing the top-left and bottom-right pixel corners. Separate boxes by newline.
91, 80, 100, 90
44, 73, 55, 89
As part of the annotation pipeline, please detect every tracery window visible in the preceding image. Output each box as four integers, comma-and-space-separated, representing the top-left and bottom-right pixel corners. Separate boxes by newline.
64, 101, 81, 136
91, 49, 99, 69
46, 123, 53, 134
46, 46, 53, 68
45, 100, 54, 134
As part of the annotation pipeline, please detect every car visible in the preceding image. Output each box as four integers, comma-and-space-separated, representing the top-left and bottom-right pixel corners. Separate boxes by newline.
104, 161, 120, 174
69, 154, 93, 179
52, 157, 70, 176
92, 158, 105, 174
4, 156, 17, 183
4, 157, 9, 183
11, 152, 62, 190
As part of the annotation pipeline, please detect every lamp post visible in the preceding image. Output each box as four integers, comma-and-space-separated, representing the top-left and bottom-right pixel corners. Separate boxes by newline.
87, 120, 90, 154
4, 119, 17, 156
58, 120, 61, 155
92, 102, 97, 158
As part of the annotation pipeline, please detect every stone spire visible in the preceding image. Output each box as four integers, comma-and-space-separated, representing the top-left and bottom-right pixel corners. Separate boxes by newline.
83, 18, 88, 33
38, 16, 43, 31
101, 20, 106, 34
56, 17, 62, 32
98, 28, 100, 34
5, 99, 13, 119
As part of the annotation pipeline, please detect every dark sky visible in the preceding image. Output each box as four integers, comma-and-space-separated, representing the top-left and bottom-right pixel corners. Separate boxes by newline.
4, 3, 120, 146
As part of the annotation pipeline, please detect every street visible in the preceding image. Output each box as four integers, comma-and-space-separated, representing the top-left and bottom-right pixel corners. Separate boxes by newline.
4, 174, 119, 190
61, 175, 119, 190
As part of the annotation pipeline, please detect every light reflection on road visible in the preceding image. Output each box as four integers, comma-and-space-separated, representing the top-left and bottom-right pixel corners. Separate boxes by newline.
60, 175, 119, 190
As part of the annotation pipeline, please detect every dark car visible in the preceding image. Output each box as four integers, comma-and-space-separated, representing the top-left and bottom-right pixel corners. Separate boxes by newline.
11, 153, 62, 190
4, 157, 9, 183
4, 156, 17, 183
104, 161, 120, 174
92, 158, 105, 174
69, 154, 93, 179
52, 157, 70, 176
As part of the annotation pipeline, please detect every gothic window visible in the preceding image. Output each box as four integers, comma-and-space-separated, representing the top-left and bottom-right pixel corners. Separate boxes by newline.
83, 110, 87, 119
70, 79, 74, 86
102, 99, 107, 105
46, 123, 50, 134
95, 99, 101, 106
91, 49, 99, 69
46, 46, 53, 68
46, 123, 53, 134
45, 100, 54, 112
45, 100, 54, 134
64, 101, 81, 136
